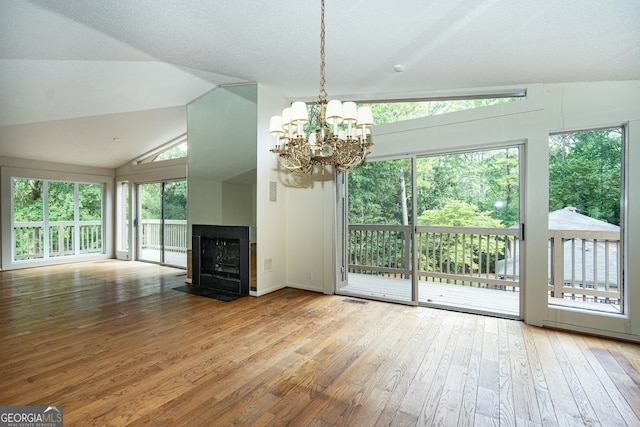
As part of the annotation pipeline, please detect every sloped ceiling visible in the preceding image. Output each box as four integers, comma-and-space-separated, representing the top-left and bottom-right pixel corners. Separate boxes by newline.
0, 0, 639, 168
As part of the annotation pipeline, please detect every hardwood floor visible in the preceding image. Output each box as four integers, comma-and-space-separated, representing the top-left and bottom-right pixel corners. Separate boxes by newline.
1, 260, 638, 426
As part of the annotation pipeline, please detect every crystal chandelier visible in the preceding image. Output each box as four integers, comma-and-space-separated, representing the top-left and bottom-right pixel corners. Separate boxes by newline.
268, 0, 373, 175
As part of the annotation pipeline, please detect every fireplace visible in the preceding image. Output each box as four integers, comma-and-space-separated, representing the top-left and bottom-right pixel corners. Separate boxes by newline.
192, 225, 250, 296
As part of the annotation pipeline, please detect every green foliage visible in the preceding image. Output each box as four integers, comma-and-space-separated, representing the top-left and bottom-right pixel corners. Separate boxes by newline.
48, 182, 75, 221
154, 142, 187, 161
140, 180, 187, 220
165, 180, 187, 219
417, 201, 505, 275
141, 183, 162, 220
13, 179, 44, 222
363, 97, 520, 125
12, 179, 104, 258
13, 179, 103, 223
348, 159, 412, 225
345, 102, 622, 278
549, 129, 621, 225
348, 147, 519, 228
419, 200, 502, 227
79, 183, 102, 220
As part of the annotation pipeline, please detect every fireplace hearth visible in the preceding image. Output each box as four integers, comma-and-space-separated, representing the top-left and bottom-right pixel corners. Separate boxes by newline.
192, 225, 250, 296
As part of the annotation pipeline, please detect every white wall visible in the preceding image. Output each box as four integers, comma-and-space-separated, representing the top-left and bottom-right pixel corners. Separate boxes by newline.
285, 175, 336, 294
256, 84, 339, 296
255, 84, 289, 296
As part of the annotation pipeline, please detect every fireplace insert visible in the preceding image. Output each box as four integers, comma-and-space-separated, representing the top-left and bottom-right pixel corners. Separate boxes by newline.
192, 225, 250, 296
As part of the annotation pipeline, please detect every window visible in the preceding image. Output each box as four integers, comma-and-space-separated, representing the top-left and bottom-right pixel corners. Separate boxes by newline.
12, 178, 104, 262
48, 181, 74, 257
361, 94, 524, 125
134, 135, 187, 164
13, 178, 44, 261
302, 93, 525, 132
153, 141, 187, 162
547, 127, 624, 313
79, 183, 103, 254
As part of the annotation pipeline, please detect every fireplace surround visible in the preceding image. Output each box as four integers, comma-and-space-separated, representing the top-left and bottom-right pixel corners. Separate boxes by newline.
192, 225, 250, 296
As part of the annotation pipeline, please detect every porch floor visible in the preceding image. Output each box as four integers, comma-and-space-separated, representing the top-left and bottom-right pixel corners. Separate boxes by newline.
139, 249, 187, 268
341, 273, 520, 316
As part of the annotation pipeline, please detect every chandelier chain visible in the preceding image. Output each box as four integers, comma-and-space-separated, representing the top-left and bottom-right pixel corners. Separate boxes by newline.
318, 0, 327, 104
268, 0, 373, 175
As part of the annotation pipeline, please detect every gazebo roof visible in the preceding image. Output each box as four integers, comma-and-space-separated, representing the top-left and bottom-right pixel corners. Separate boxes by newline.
548, 207, 619, 231
500, 207, 620, 286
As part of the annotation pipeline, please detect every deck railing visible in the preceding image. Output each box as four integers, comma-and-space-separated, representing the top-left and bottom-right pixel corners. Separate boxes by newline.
349, 224, 520, 291
548, 230, 620, 304
14, 219, 188, 261
416, 225, 520, 290
140, 219, 187, 253
348, 224, 621, 304
14, 220, 102, 260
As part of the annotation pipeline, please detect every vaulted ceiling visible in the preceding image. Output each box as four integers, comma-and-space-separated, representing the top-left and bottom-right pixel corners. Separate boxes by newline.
1, 0, 639, 168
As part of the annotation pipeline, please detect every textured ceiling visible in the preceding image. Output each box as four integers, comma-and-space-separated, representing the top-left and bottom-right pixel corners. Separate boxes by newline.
0, 0, 639, 168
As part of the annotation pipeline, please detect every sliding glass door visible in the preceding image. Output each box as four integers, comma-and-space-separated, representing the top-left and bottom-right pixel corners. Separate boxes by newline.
338, 158, 415, 304
414, 147, 522, 317
137, 180, 187, 268
338, 145, 523, 318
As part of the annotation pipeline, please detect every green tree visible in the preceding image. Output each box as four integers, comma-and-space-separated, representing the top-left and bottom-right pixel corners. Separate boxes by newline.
549, 129, 621, 225
164, 180, 187, 220
12, 179, 105, 257
417, 201, 505, 275
13, 179, 44, 222
141, 183, 162, 219
348, 159, 411, 225
79, 183, 102, 220
48, 181, 75, 221
414, 148, 519, 227
363, 97, 519, 125
154, 142, 187, 161
348, 159, 412, 271
141, 180, 187, 220
418, 200, 502, 227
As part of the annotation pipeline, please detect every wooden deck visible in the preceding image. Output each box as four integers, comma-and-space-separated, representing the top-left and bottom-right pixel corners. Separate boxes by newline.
342, 273, 520, 316
139, 248, 187, 267
1, 260, 638, 426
